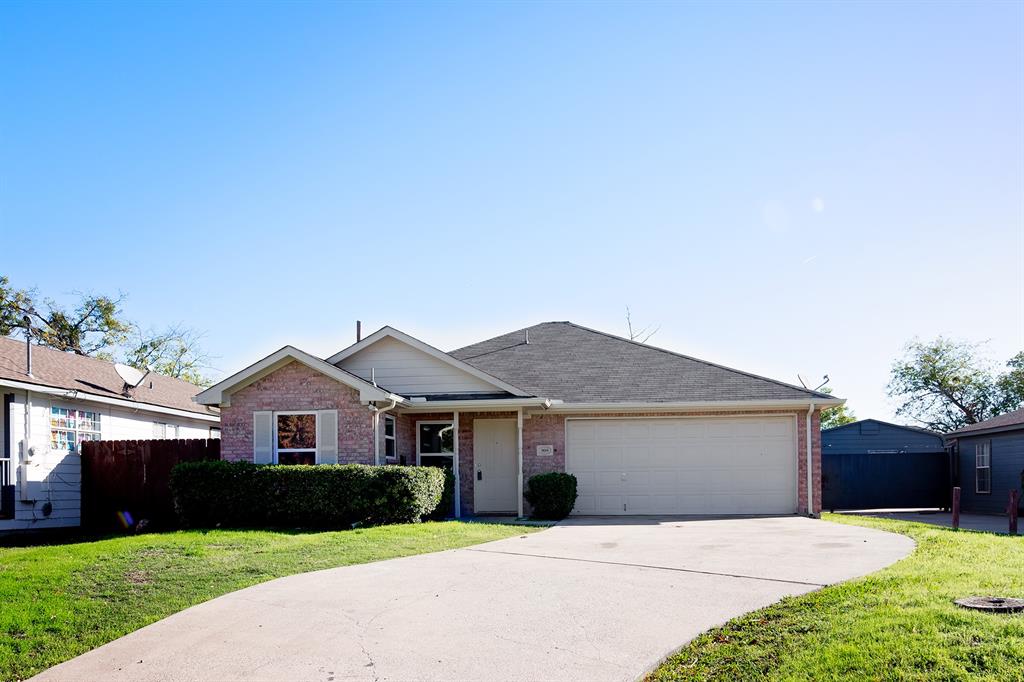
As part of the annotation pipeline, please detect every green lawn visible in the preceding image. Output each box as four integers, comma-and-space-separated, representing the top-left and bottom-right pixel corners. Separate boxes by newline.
650, 514, 1024, 681
0, 521, 534, 681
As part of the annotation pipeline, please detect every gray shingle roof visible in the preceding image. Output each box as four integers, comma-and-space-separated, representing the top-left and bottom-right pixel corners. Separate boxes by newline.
0, 336, 218, 417
450, 322, 834, 404
947, 407, 1024, 437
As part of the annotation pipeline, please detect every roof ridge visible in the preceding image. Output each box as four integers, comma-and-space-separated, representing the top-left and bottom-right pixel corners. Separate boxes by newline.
562, 322, 837, 401
821, 418, 942, 436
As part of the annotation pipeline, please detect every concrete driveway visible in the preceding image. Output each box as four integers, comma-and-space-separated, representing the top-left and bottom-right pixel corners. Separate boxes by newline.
34, 517, 913, 682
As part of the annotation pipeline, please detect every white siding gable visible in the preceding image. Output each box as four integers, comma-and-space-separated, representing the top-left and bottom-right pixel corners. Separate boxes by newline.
338, 336, 500, 395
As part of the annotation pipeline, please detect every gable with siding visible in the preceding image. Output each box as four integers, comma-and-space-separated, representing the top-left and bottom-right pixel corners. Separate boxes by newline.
337, 336, 504, 396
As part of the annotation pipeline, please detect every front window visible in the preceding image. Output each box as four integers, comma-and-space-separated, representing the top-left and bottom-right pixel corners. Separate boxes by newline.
975, 441, 991, 494
50, 406, 101, 453
418, 421, 454, 468
384, 415, 397, 461
276, 413, 317, 465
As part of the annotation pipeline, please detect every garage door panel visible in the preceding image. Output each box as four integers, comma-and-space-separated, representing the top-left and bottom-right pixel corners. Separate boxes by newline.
593, 447, 622, 468
764, 419, 794, 437
568, 418, 797, 515
573, 494, 596, 514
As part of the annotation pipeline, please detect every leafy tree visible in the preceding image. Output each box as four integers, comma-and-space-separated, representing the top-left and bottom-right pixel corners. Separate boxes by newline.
888, 338, 1024, 432
0, 275, 131, 356
1, 274, 213, 386
819, 387, 856, 430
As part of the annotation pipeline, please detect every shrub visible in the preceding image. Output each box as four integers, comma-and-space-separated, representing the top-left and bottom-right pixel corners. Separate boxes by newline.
170, 461, 445, 529
427, 466, 456, 520
524, 472, 578, 520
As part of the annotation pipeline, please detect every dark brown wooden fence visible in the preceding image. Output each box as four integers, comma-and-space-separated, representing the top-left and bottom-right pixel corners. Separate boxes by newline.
81, 439, 220, 530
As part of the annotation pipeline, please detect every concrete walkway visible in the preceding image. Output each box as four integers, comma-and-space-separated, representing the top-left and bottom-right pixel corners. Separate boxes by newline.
33, 516, 913, 682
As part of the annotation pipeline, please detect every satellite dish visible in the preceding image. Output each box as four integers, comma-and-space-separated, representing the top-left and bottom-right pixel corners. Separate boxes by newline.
114, 363, 149, 388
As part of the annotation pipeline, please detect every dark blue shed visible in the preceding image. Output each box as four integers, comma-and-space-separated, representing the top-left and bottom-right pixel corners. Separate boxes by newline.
822, 419, 949, 510
948, 407, 1024, 515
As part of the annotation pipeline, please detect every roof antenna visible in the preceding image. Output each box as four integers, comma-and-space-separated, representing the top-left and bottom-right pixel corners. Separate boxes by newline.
797, 374, 808, 388
814, 375, 830, 391
22, 315, 32, 378
525, 329, 530, 345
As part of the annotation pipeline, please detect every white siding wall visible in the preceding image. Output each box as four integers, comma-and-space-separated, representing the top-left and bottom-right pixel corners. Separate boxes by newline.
338, 336, 498, 394
0, 390, 218, 532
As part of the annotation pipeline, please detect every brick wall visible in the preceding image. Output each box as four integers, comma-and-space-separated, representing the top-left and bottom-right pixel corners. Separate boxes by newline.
220, 360, 375, 464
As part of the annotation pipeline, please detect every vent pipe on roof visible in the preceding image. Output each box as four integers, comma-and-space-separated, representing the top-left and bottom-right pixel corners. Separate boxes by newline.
525, 329, 529, 344
22, 315, 32, 378
356, 320, 362, 342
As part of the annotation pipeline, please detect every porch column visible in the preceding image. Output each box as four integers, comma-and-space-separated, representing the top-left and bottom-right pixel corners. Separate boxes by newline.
516, 408, 524, 518
453, 411, 461, 518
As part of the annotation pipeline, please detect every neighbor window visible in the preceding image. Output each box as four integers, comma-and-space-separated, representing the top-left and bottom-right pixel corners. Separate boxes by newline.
50, 406, 101, 453
384, 415, 397, 461
153, 423, 179, 439
975, 441, 991, 494
276, 413, 317, 465
418, 421, 454, 467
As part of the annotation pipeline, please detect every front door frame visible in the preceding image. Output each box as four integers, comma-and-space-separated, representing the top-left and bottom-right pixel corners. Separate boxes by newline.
473, 417, 519, 514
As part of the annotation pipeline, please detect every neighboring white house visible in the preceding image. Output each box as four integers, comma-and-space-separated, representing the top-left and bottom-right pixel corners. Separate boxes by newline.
0, 336, 220, 532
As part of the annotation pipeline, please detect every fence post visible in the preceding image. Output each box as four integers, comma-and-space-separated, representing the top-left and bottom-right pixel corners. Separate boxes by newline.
952, 486, 961, 530
1009, 490, 1019, 536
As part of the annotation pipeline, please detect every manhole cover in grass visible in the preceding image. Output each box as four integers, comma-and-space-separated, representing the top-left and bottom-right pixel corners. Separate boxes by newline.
955, 597, 1024, 613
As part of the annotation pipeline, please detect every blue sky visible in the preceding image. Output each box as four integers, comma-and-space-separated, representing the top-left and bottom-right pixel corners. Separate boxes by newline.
2, 1, 1021, 421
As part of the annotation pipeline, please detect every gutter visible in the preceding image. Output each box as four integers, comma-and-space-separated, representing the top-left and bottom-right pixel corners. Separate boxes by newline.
371, 398, 399, 465
400, 397, 556, 411
0, 378, 220, 423
806, 401, 816, 518
543, 398, 843, 413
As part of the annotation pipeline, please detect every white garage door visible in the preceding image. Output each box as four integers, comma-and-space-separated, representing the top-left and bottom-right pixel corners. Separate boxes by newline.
567, 417, 797, 515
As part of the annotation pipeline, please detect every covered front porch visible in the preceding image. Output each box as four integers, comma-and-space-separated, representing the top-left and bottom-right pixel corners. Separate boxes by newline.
383, 406, 534, 518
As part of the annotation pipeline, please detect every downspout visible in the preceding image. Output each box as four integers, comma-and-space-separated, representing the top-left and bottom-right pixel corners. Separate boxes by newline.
372, 398, 398, 465
806, 401, 815, 517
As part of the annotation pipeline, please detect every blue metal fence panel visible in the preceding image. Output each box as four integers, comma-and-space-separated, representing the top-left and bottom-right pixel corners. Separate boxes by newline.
822, 451, 950, 511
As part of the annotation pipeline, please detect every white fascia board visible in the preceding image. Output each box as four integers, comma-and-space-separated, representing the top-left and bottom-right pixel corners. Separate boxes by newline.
0, 378, 221, 423
195, 346, 398, 406
543, 399, 844, 413
399, 398, 556, 411
325, 326, 531, 397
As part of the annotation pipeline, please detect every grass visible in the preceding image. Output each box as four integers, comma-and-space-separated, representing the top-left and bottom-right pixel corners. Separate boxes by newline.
649, 514, 1024, 682
0, 521, 535, 681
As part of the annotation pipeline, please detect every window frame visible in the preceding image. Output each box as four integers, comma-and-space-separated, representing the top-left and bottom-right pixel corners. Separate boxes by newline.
975, 441, 991, 495
415, 420, 454, 465
274, 410, 319, 465
384, 415, 397, 462
49, 403, 102, 454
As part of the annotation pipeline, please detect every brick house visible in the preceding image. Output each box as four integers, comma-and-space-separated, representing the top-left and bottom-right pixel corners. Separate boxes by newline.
196, 322, 839, 517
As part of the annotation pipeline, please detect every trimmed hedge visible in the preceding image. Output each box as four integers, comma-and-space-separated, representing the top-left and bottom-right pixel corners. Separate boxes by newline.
170, 461, 445, 529
524, 472, 578, 520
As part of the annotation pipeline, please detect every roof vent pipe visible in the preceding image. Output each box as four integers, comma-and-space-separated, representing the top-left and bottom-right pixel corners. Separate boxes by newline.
22, 315, 32, 378
356, 320, 362, 342
525, 329, 529, 344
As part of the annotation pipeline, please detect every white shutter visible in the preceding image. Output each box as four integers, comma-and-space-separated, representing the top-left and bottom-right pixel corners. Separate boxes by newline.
253, 411, 273, 464
317, 410, 339, 465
